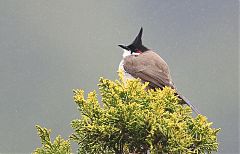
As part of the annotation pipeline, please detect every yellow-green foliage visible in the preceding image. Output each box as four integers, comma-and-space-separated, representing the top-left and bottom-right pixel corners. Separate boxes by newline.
33, 125, 72, 154
71, 72, 220, 154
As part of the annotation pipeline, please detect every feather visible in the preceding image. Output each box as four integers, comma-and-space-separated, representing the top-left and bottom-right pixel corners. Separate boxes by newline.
123, 50, 200, 114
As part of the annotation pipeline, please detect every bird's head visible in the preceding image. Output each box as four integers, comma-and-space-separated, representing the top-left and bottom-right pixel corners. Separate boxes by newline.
118, 27, 149, 55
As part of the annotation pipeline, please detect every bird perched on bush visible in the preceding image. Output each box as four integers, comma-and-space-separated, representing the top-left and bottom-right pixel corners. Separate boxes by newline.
118, 27, 199, 114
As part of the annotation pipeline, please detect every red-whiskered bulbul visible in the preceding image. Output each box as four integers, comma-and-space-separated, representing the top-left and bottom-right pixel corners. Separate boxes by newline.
118, 27, 200, 114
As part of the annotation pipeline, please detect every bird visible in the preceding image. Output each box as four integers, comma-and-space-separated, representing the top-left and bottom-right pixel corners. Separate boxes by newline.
118, 27, 200, 114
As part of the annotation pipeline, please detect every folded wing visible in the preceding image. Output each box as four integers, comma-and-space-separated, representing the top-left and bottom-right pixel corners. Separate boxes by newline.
123, 51, 174, 89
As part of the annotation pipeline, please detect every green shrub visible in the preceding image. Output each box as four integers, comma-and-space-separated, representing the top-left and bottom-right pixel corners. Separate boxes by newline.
33, 125, 72, 154
70, 71, 220, 153
33, 71, 220, 153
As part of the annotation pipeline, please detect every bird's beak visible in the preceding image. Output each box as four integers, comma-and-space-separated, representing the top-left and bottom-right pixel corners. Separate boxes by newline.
118, 44, 130, 51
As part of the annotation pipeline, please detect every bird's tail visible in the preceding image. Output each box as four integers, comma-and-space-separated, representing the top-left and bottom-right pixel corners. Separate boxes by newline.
176, 91, 200, 115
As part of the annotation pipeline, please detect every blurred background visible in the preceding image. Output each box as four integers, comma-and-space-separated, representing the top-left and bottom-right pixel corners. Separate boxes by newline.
0, 0, 238, 153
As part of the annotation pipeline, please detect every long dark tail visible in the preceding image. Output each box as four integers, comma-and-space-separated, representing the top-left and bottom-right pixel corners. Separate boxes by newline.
176, 91, 200, 114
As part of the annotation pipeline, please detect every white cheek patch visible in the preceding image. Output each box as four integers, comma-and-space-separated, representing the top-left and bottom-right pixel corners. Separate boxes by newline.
132, 52, 140, 56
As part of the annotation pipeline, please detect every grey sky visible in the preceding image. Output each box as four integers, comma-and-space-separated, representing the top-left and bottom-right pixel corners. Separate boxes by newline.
0, 0, 238, 153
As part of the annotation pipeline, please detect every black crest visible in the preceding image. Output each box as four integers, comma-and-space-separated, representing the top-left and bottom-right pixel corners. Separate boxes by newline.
131, 27, 143, 48
119, 27, 148, 53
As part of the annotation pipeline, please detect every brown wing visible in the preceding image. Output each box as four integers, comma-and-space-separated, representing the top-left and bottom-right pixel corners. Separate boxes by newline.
123, 51, 174, 89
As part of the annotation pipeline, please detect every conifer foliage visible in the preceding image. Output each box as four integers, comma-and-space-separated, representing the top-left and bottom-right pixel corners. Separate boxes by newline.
70, 72, 220, 153
33, 71, 220, 153
33, 125, 72, 154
